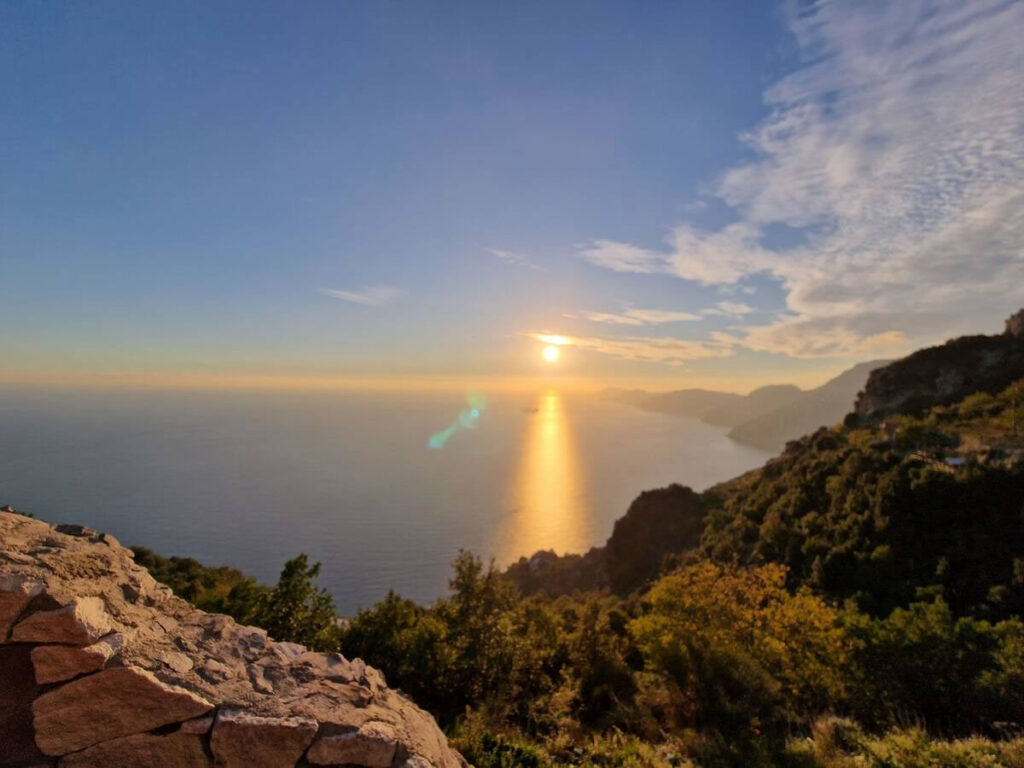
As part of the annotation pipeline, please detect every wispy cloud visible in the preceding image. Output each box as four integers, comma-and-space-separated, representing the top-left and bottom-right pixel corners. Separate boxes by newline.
526, 332, 733, 366
570, 307, 701, 326
579, 0, 1024, 358
321, 285, 401, 307
490, 248, 546, 271
701, 301, 754, 318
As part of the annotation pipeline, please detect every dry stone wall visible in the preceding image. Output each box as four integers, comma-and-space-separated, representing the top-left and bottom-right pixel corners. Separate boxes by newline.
0, 508, 468, 768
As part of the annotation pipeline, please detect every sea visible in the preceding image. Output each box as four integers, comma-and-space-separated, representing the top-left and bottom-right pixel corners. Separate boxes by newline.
0, 387, 771, 614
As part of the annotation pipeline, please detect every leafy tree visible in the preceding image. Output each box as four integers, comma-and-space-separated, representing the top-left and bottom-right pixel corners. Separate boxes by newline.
631, 562, 848, 737
131, 547, 249, 610
257, 554, 339, 650
844, 597, 1024, 733
570, 599, 637, 727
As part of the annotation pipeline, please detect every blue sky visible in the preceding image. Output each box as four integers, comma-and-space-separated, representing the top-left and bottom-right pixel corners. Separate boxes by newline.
2, 1, 1022, 391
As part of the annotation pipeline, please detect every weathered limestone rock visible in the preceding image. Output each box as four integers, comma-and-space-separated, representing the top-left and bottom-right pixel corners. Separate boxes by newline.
32, 666, 213, 755
210, 709, 318, 768
0, 509, 468, 768
1007, 308, 1024, 337
307, 721, 399, 767
0, 573, 44, 639
180, 712, 216, 735
57, 730, 212, 768
31, 633, 124, 683
11, 596, 112, 645
0, 644, 46, 765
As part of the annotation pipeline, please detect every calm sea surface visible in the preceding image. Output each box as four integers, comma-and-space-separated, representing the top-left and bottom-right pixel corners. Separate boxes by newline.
0, 388, 771, 614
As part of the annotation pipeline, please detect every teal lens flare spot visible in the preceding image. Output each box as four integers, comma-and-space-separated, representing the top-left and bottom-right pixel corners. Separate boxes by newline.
427, 393, 488, 449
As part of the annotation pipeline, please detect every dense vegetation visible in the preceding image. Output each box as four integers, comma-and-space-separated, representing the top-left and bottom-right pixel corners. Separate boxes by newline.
133, 376, 1024, 767
131, 549, 340, 650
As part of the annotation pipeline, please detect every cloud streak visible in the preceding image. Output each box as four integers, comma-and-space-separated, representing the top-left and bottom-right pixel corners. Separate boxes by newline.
579, 0, 1024, 358
701, 301, 754, 318
321, 286, 401, 307
526, 332, 733, 366
571, 308, 701, 326
490, 249, 546, 271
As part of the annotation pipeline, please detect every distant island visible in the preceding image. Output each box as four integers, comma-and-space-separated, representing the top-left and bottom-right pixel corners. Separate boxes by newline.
604, 359, 889, 452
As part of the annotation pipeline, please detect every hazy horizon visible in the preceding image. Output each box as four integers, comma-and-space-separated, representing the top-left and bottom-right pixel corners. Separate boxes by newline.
0, 364, 869, 396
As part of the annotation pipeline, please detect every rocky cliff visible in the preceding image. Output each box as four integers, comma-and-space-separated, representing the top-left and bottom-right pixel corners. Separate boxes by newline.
0, 508, 467, 768
854, 312, 1024, 421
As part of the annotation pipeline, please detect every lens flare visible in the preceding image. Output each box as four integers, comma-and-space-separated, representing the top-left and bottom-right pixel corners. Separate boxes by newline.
428, 392, 487, 449
542, 345, 560, 362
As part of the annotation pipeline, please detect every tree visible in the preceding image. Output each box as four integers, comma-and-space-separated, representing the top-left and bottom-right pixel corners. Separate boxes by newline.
844, 597, 1024, 732
258, 555, 339, 650
631, 562, 848, 736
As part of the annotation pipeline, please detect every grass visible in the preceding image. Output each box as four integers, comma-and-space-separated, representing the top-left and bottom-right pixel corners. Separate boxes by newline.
785, 718, 1024, 768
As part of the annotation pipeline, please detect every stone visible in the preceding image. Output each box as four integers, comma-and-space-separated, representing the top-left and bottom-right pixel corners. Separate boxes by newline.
1007, 308, 1024, 337
198, 657, 233, 683
0, 512, 467, 768
32, 665, 213, 755
179, 712, 216, 735
307, 721, 399, 767
31, 633, 124, 683
54, 524, 98, 538
401, 758, 437, 768
0, 644, 46, 765
0, 573, 45, 640
161, 649, 195, 673
57, 730, 212, 768
11, 596, 111, 645
209, 709, 318, 768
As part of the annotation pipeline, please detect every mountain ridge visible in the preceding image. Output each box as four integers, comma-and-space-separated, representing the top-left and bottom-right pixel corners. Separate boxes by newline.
611, 361, 889, 452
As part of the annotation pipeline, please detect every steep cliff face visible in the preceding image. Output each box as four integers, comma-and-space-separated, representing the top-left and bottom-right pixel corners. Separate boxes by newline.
0, 509, 467, 768
854, 318, 1024, 421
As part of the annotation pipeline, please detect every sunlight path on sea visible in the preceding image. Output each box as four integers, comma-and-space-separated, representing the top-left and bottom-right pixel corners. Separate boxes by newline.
496, 390, 587, 563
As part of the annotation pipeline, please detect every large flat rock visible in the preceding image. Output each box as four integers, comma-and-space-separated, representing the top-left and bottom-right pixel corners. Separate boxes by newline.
11, 596, 112, 645
307, 721, 398, 766
57, 730, 213, 768
32, 633, 123, 684
33, 665, 214, 755
210, 709, 318, 768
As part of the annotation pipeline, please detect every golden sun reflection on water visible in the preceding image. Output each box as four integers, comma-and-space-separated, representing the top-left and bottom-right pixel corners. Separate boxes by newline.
497, 390, 587, 563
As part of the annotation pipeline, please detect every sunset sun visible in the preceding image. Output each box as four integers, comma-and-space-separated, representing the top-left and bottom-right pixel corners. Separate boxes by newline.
542, 345, 560, 363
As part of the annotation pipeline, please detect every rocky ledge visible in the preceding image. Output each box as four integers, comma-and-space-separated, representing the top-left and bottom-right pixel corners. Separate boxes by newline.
0, 508, 467, 768
853, 309, 1024, 421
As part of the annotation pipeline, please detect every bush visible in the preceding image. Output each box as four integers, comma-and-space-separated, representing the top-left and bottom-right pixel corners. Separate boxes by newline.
786, 719, 1024, 768
844, 597, 1024, 733
630, 562, 848, 744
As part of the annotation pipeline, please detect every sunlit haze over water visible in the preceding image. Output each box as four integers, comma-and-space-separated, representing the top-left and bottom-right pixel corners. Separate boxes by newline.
0, 387, 770, 613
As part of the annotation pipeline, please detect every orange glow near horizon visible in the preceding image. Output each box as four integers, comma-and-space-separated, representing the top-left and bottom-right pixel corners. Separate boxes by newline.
0, 361, 858, 395
497, 390, 586, 563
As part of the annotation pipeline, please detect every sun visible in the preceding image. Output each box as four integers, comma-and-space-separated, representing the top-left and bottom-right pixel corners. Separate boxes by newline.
542, 345, 560, 363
